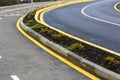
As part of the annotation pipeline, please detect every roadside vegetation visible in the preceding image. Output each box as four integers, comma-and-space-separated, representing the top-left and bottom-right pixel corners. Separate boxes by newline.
23, 9, 120, 74
0, 0, 17, 6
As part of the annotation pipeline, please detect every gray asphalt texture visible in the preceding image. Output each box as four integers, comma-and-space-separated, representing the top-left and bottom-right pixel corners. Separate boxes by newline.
44, 0, 120, 53
0, 2, 90, 80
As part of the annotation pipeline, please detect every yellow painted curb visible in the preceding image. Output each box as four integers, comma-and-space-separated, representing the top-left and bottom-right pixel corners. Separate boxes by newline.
114, 2, 120, 12
35, 0, 120, 57
17, 17, 100, 80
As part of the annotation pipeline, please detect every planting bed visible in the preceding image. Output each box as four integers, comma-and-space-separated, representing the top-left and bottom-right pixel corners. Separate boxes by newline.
23, 10, 120, 74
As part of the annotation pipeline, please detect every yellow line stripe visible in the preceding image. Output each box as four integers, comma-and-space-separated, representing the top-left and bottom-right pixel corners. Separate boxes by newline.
114, 2, 120, 12
35, 0, 120, 57
17, 16, 100, 80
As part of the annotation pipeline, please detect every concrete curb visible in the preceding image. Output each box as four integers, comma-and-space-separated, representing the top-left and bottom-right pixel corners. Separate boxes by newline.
20, 14, 120, 80
114, 2, 120, 12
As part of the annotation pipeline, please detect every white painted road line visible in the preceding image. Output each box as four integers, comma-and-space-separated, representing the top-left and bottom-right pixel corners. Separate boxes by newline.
16, 11, 20, 13
0, 18, 2, 20
11, 75, 20, 80
81, 0, 120, 27
0, 56, 2, 59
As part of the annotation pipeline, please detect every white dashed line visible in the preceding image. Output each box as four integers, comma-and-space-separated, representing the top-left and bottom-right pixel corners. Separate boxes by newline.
2, 13, 22, 17
0, 18, 2, 20
16, 14, 20, 16
0, 56, 2, 58
11, 75, 20, 80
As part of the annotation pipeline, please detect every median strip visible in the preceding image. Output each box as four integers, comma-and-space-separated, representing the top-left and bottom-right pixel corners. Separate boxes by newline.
17, 16, 100, 80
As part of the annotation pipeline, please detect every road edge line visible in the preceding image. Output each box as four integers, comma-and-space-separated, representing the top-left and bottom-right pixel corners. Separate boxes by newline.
0, 56, 2, 59
114, 2, 120, 12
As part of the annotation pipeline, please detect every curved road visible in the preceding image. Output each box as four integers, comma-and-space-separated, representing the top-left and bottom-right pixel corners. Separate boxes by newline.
44, 0, 120, 53
0, 2, 90, 80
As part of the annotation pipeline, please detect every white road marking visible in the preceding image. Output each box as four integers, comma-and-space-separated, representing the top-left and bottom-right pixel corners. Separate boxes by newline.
0, 18, 2, 20
16, 14, 20, 16
0, 3, 42, 14
11, 75, 20, 80
0, 56, 2, 58
81, 0, 120, 26
3, 13, 22, 17
16, 11, 20, 13
9, 14, 22, 16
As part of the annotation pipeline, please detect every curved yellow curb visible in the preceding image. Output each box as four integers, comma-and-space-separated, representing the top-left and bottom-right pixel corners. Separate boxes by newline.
17, 17, 100, 80
114, 2, 120, 12
35, 1, 120, 57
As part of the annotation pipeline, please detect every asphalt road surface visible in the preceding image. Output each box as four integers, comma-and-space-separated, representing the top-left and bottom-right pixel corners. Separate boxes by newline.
44, 0, 120, 53
0, 2, 90, 80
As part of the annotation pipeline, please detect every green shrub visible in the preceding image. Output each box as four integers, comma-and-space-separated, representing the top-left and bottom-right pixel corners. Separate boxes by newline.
27, 20, 36, 26
40, 27, 53, 33
51, 33, 65, 39
0, 0, 17, 6
67, 43, 84, 51
24, 10, 37, 23
105, 56, 120, 64
30, 23, 40, 29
